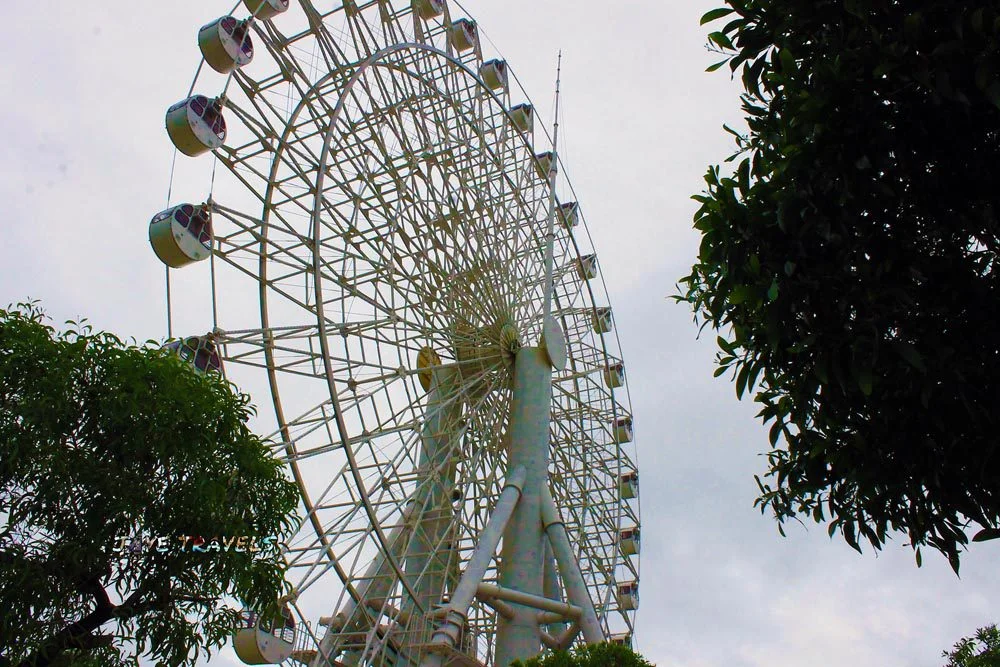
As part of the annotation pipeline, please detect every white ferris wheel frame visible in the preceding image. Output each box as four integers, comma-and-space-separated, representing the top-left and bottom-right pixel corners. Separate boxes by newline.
157, 1, 640, 665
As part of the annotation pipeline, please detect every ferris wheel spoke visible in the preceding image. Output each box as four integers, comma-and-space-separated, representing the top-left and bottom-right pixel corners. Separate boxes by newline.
333, 56, 529, 317
353, 0, 407, 54
213, 210, 313, 283
250, 20, 328, 94
284, 4, 351, 77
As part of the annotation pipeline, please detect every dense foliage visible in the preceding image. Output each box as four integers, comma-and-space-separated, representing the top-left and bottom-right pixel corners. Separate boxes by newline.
0, 304, 299, 666
943, 625, 1000, 667
511, 642, 654, 667
679, 0, 1000, 570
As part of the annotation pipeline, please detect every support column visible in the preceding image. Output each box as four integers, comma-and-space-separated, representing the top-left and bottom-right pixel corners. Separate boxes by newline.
542, 541, 566, 637
312, 370, 462, 667
420, 468, 526, 667
402, 367, 463, 655
541, 489, 604, 645
494, 347, 552, 667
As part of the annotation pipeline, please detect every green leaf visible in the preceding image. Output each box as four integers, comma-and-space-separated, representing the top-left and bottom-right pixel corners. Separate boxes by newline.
729, 284, 753, 304
985, 82, 1000, 110
677, 0, 1000, 576
769, 420, 783, 446
844, 0, 864, 18
738, 158, 751, 195
972, 7, 985, 35
972, 528, 1000, 542
894, 342, 926, 372
858, 367, 873, 397
700, 7, 735, 25
903, 13, 922, 43
706, 59, 728, 73
844, 521, 863, 553
736, 363, 751, 399
778, 49, 796, 74
709, 31, 735, 50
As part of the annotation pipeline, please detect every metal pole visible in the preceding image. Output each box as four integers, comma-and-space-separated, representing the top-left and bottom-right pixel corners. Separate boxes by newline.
476, 584, 581, 620
541, 53, 563, 328
494, 347, 553, 666
542, 541, 566, 636
541, 488, 604, 644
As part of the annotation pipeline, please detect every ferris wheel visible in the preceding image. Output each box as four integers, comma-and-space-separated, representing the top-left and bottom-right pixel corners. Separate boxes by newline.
149, 1, 640, 665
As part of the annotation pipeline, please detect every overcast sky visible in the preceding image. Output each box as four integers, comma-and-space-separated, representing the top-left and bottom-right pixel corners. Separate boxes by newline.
1, 2, 997, 667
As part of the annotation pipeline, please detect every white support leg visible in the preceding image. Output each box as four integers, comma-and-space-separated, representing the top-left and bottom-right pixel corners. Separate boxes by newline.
542, 541, 566, 637
494, 347, 553, 667
541, 488, 604, 645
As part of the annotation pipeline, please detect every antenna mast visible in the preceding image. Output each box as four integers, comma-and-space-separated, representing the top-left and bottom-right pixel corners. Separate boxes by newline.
541, 52, 562, 329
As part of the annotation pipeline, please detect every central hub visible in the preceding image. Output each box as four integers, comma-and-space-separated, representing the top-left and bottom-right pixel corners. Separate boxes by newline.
453, 318, 520, 378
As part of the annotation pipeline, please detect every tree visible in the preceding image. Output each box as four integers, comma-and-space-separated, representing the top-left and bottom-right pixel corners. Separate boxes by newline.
943, 625, 1000, 667
677, 0, 1000, 571
0, 303, 299, 666
511, 642, 654, 667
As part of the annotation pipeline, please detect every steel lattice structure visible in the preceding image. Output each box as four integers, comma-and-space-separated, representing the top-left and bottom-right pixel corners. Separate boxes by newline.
151, 1, 640, 665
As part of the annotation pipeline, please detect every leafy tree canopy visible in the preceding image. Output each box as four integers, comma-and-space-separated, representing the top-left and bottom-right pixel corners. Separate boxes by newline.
511, 642, 654, 667
0, 304, 299, 666
943, 625, 1000, 667
678, 0, 1000, 571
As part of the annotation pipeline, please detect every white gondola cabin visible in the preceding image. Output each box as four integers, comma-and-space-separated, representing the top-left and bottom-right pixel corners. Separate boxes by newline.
593, 307, 613, 334
559, 201, 579, 229
164, 336, 223, 374
509, 103, 533, 135
165, 95, 226, 157
617, 581, 639, 611
480, 59, 508, 90
614, 416, 633, 444
413, 0, 445, 20
234, 607, 296, 665
242, 0, 289, 20
199, 16, 253, 73
620, 471, 639, 500
450, 19, 479, 52
604, 360, 624, 388
149, 204, 213, 268
577, 254, 597, 281
534, 151, 556, 180
620, 526, 641, 557
610, 633, 633, 649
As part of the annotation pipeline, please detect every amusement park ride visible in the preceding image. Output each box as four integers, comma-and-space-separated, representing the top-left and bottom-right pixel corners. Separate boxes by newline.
149, 1, 640, 664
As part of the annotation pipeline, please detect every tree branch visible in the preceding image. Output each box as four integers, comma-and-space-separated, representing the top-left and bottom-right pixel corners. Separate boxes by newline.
15, 580, 115, 667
